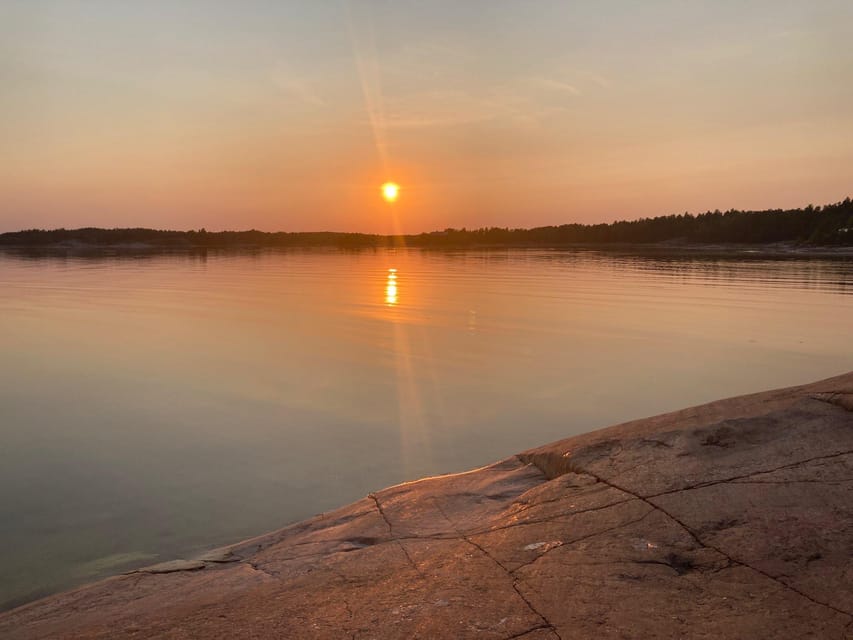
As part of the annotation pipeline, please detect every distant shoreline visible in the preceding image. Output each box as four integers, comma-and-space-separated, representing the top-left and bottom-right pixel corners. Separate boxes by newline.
2, 198, 852, 251
2, 241, 853, 259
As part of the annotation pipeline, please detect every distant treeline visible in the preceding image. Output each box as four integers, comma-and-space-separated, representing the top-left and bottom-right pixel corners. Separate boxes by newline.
2, 198, 852, 249
0, 227, 385, 249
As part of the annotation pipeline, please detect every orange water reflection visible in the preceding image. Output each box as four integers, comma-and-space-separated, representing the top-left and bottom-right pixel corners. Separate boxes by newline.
385, 268, 398, 306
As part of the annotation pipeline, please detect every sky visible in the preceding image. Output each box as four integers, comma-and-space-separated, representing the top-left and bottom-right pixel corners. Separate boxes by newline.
1, 1, 852, 234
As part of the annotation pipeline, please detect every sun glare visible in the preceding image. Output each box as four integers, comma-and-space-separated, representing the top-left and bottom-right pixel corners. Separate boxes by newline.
385, 268, 398, 305
381, 182, 400, 203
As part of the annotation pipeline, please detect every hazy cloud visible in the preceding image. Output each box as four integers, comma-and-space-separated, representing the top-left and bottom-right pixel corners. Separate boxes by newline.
271, 66, 325, 107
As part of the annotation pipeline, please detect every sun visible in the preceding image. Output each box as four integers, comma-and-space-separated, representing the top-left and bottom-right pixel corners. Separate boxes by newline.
381, 182, 400, 203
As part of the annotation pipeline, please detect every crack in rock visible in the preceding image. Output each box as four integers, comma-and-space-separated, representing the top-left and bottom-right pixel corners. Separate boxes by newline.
397, 541, 426, 579
470, 535, 563, 640
508, 508, 656, 574
242, 560, 281, 581
502, 623, 551, 639
466, 497, 638, 537
570, 467, 853, 620
368, 493, 426, 579
427, 497, 563, 640
810, 393, 853, 412
647, 450, 853, 498
730, 478, 853, 485
340, 597, 360, 640
495, 487, 635, 520
369, 493, 394, 536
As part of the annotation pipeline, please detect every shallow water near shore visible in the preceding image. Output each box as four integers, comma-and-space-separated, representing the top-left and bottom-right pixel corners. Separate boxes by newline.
1, 247, 852, 610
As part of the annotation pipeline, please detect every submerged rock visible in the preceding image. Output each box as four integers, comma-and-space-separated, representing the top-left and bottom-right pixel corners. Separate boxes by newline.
2, 372, 852, 639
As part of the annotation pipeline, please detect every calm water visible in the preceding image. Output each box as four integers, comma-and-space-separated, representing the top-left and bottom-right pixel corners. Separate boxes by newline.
1, 248, 852, 609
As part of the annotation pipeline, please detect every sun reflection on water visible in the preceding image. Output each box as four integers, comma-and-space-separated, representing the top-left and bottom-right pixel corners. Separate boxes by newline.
385, 268, 398, 306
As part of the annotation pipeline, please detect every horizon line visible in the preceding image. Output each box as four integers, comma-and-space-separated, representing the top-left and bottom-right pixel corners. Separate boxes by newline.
2, 196, 850, 237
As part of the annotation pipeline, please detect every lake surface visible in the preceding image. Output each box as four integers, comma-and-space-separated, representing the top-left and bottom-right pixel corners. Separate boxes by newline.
1, 247, 852, 609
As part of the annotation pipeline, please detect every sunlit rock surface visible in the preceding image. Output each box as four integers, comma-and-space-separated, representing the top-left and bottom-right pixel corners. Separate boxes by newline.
2, 373, 852, 639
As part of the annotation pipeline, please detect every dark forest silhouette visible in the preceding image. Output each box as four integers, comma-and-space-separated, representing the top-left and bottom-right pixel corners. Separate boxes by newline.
2, 198, 851, 249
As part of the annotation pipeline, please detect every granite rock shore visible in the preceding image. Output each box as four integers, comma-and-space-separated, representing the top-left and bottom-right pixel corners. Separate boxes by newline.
2, 372, 852, 639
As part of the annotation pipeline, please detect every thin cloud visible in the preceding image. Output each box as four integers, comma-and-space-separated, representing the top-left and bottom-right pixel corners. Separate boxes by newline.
272, 74, 326, 107
581, 70, 611, 89
270, 60, 326, 107
529, 77, 582, 96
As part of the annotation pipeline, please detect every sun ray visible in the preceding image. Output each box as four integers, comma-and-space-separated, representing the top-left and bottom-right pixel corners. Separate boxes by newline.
346, 3, 390, 174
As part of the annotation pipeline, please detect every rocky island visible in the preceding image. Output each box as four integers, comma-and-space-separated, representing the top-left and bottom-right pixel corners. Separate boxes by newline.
2, 372, 852, 639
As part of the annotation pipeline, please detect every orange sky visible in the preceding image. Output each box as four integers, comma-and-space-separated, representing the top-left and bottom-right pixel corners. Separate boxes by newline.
1, 2, 852, 233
